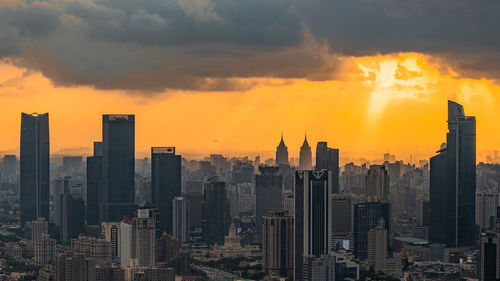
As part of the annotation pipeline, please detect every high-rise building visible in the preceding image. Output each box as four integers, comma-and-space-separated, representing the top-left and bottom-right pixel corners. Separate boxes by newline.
202, 176, 231, 244
302, 254, 336, 281
430, 101, 476, 248
476, 192, 499, 231
87, 141, 103, 226
262, 210, 294, 279
32, 217, 48, 242
101, 114, 136, 222
151, 147, 181, 234
294, 170, 333, 281
120, 218, 133, 267
276, 133, 289, 166
299, 135, 312, 170
353, 201, 390, 260
368, 219, 388, 272
316, 142, 340, 194
102, 222, 121, 262
54, 176, 71, 227
61, 194, 85, 242
34, 233, 56, 266
231, 161, 254, 184
183, 186, 203, 232
480, 231, 500, 281
331, 194, 353, 237
132, 208, 158, 267
365, 165, 390, 201
71, 235, 113, 265
155, 232, 182, 265
54, 250, 97, 281
255, 166, 283, 239
172, 197, 188, 243
2, 154, 16, 181
20, 112, 50, 226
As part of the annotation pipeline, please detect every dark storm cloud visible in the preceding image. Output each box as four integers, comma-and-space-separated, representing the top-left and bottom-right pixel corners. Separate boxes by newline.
1, 0, 500, 91
294, 0, 500, 78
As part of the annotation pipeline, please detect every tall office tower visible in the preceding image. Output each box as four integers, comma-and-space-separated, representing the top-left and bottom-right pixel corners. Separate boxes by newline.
151, 147, 181, 234
365, 165, 390, 201
302, 254, 336, 281
34, 233, 56, 266
255, 166, 283, 239
294, 170, 333, 281
132, 208, 158, 267
102, 114, 136, 222
316, 142, 340, 194
87, 141, 103, 226
61, 194, 85, 242
430, 101, 476, 248
102, 222, 121, 262
54, 176, 71, 227
120, 218, 133, 267
183, 184, 203, 232
476, 192, 500, 231
480, 232, 500, 281
299, 135, 312, 170
331, 194, 353, 237
353, 202, 390, 260
202, 176, 230, 244
276, 133, 289, 166
172, 197, 188, 243
32, 217, 48, 242
262, 210, 294, 279
368, 219, 388, 272
63, 156, 83, 176
20, 112, 50, 226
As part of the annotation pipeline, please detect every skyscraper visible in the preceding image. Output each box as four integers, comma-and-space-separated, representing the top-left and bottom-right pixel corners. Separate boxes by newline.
61, 194, 85, 242
151, 147, 181, 234
331, 194, 353, 237
353, 201, 390, 260
255, 166, 283, 239
365, 165, 390, 201
276, 133, 289, 166
299, 135, 312, 170
430, 101, 476, 248
202, 176, 230, 244
262, 210, 294, 279
479, 231, 500, 281
368, 219, 388, 272
316, 142, 340, 194
32, 217, 48, 242
87, 141, 103, 226
102, 114, 136, 222
20, 112, 50, 226
294, 170, 333, 280
172, 197, 188, 243
132, 208, 158, 267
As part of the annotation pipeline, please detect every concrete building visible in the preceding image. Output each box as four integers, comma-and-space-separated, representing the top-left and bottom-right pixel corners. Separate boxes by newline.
365, 165, 390, 201
132, 208, 158, 267
477, 192, 499, 231
368, 219, 387, 272
32, 217, 48, 242
71, 235, 112, 265
34, 233, 56, 266
262, 210, 294, 279
121, 218, 133, 267
102, 222, 121, 262
172, 197, 188, 243
299, 135, 312, 170
303, 254, 336, 281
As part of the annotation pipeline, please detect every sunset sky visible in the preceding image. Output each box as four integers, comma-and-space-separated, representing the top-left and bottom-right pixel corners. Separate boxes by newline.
1, 0, 500, 162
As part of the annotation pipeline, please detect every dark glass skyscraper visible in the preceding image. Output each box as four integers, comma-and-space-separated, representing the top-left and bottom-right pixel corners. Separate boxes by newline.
294, 170, 332, 281
353, 201, 390, 260
315, 142, 340, 193
151, 147, 181, 234
255, 166, 283, 239
20, 112, 50, 226
86, 142, 102, 226
101, 114, 136, 222
430, 101, 476, 248
202, 176, 230, 245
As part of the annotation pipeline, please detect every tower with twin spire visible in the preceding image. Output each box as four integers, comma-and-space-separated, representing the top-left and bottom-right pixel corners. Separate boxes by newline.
276, 132, 289, 166
299, 133, 312, 170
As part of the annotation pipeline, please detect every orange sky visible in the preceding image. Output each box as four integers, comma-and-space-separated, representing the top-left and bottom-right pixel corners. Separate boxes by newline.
1, 52, 500, 162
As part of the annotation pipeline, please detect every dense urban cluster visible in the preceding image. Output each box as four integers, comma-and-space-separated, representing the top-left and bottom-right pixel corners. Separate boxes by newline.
0, 101, 498, 281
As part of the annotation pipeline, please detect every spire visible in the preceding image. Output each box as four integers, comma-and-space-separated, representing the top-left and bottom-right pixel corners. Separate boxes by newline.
302, 132, 310, 148
278, 131, 286, 147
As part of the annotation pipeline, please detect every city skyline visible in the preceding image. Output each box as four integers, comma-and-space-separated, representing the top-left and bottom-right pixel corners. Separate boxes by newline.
1, 97, 499, 163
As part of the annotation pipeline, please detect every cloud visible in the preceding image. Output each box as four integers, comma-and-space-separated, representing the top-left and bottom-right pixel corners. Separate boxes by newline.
1, 0, 500, 92
294, 0, 500, 80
